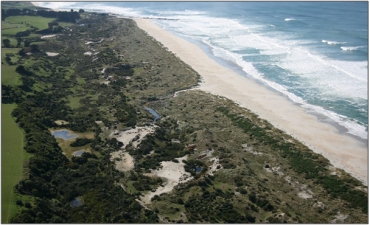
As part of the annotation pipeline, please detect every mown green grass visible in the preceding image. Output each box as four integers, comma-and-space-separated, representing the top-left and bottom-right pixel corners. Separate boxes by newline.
2, 65, 21, 87
1, 48, 22, 86
1, 26, 28, 37
1, 104, 28, 223
1, 21, 22, 29
5, 16, 56, 30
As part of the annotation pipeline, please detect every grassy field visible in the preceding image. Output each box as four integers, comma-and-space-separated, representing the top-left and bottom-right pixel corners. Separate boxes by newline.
1, 37, 18, 47
1, 25, 28, 37
1, 48, 22, 87
5, 16, 56, 30
1, 104, 28, 223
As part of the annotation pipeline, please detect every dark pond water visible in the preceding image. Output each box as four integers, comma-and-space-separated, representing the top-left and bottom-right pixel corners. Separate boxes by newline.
52, 129, 78, 140
196, 166, 202, 173
144, 106, 160, 122
70, 197, 83, 207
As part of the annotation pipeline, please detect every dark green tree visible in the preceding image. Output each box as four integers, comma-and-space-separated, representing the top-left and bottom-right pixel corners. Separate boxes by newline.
3, 39, 11, 48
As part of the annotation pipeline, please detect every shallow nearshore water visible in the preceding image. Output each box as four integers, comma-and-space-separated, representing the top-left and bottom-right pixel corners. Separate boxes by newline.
134, 18, 368, 184
165, 29, 368, 146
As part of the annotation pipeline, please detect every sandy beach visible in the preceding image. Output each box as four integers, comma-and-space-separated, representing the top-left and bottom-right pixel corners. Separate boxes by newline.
134, 18, 368, 185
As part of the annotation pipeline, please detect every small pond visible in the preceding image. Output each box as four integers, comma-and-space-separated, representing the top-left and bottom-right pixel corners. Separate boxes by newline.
52, 129, 78, 140
73, 150, 86, 157
70, 197, 83, 207
144, 107, 160, 123
196, 166, 202, 173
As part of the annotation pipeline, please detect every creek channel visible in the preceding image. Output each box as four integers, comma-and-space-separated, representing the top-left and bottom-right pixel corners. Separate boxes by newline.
144, 106, 160, 123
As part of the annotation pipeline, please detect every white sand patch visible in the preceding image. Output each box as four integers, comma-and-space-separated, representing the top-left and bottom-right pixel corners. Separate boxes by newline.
41, 34, 58, 39
330, 212, 348, 223
297, 184, 314, 199
110, 150, 134, 172
55, 120, 69, 125
46, 52, 59, 56
242, 143, 263, 155
297, 191, 313, 199
135, 18, 368, 185
270, 166, 284, 176
140, 155, 193, 204
207, 157, 222, 176
110, 126, 157, 148
84, 51, 92, 56
312, 201, 326, 210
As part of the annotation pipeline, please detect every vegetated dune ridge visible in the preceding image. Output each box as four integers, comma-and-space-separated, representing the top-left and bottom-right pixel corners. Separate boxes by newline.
134, 18, 368, 185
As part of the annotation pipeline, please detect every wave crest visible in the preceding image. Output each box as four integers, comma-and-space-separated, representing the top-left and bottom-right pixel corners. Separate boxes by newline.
322, 40, 346, 45
341, 46, 365, 51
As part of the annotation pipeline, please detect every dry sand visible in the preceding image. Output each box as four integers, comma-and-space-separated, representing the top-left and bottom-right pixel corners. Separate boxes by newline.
40, 34, 58, 39
134, 18, 368, 185
141, 155, 192, 204
45, 52, 59, 56
110, 126, 157, 148
110, 150, 134, 172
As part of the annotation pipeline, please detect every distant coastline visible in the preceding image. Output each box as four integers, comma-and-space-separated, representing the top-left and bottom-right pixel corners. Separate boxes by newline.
30, 0, 367, 185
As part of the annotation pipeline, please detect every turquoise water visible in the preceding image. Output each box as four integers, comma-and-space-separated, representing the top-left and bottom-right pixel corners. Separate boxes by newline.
73, 150, 86, 157
145, 107, 160, 122
37, 2, 368, 140
52, 130, 78, 140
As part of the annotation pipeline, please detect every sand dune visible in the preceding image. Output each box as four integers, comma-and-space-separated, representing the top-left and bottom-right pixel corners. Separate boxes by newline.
134, 18, 368, 185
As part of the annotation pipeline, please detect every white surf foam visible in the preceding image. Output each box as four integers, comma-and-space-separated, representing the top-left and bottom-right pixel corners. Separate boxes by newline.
284, 18, 295, 21
341, 46, 365, 51
31, 2, 78, 10
322, 40, 347, 45
208, 42, 368, 139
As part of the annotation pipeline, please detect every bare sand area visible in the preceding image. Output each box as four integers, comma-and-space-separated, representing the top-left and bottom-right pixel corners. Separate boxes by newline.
110, 126, 157, 148
140, 155, 193, 204
110, 150, 134, 172
134, 18, 368, 185
109, 126, 157, 172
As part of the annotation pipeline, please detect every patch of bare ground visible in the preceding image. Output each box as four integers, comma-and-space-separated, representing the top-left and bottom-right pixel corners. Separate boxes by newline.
110, 150, 134, 172
54, 120, 69, 125
110, 125, 156, 148
140, 155, 193, 204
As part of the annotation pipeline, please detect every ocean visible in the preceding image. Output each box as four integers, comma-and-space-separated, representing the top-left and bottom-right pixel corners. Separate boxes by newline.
34, 2, 368, 141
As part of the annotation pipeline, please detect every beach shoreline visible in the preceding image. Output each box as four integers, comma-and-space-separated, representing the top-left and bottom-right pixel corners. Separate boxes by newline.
134, 18, 368, 185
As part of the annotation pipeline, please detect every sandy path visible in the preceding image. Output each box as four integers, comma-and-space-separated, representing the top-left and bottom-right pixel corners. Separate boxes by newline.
134, 18, 368, 185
